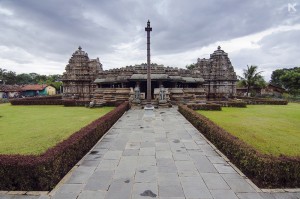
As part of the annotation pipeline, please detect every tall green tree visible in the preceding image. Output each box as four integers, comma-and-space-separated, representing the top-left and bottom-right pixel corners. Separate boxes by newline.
280, 68, 300, 95
270, 69, 286, 87
0, 68, 7, 84
270, 67, 300, 95
0, 68, 18, 84
4, 71, 17, 84
16, 73, 33, 84
239, 65, 266, 96
186, 63, 197, 70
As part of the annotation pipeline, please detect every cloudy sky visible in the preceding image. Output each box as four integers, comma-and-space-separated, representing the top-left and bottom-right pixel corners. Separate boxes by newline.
0, 0, 299, 80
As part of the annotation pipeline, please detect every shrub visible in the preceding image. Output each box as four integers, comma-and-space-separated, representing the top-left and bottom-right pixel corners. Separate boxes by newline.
12, 95, 62, 101
251, 99, 288, 105
178, 104, 300, 188
10, 95, 63, 105
104, 100, 124, 107
187, 103, 222, 111
63, 100, 90, 107
237, 97, 288, 105
0, 102, 130, 191
212, 101, 247, 108
10, 99, 63, 105
0, 98, 9, 104
226, 101, 247, 107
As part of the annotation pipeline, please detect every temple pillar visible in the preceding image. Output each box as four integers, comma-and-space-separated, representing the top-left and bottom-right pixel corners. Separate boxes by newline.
145, 20, 154, 110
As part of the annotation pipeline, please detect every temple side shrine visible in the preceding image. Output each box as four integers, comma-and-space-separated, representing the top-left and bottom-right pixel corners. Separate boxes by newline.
61, 46, 102, 100
62, 46, 237, 106
197, 46, 237, 99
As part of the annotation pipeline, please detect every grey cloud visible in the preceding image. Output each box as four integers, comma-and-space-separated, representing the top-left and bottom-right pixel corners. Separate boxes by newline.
150, 0, 297, 54
0, 0, 299, 77
231, 28, 300, 80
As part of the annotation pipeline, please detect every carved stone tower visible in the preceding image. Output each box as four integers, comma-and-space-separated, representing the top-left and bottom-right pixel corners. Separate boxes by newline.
62, 46, 103, 101
196, 46, 237, 99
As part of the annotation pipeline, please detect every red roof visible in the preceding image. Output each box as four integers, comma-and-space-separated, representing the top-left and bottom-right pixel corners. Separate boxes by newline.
0, 85, 22, 92
21, 84, 47, 91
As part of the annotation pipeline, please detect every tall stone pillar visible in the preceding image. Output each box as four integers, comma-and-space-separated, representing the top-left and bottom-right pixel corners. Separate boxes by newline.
145, 20, 153, 109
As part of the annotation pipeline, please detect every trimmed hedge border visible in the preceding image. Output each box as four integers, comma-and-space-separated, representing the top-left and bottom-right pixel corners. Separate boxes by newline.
222, 101, 247, 108
237, 97, 288, 105
249, 99, 288, 105
63, 100, 90, 107
212, 101, 247, 108
0, 102, 130, 191
10, 96, 123, 107
10, 99, 63, 105
11, 97, 90, 107
187, 103, 222, 111
178, 105, 300, 188
10, 95, 63, 105
227, 101, 247, 107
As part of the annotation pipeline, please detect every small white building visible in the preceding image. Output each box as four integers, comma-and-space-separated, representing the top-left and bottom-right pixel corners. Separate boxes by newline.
45, 85, 56, 95
0, 85, 22, 98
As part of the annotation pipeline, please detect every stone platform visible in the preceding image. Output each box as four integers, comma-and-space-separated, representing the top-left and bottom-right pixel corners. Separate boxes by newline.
1, 108, 300, 199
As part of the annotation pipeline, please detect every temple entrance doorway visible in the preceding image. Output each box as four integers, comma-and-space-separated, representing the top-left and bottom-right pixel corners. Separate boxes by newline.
139, 81, 159, 99
151, 81, 159, 99
139, 82, 146, 99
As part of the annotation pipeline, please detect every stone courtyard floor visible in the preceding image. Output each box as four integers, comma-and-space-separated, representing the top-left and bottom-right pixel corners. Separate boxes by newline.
1, 107, 300, 199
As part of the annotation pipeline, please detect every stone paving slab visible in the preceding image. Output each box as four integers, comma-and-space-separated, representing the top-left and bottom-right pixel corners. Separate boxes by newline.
1, 107, 300, 199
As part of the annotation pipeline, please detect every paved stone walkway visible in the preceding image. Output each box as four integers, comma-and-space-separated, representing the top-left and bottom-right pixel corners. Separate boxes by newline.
1, 108, 300, 199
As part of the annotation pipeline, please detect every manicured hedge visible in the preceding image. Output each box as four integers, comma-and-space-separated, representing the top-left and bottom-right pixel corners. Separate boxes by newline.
250, 99, 288, 105
10, 97, 129, 107
10, 99, 63, 105
178, 105, 300, 188
237, 97, 288, 105
105, 100, 124, 107
187, 103, 222, 111
0, 102, 130, 191
227, 101, 247, 107
212, 101, 247, 108
63, 100, 90, 107
214, 101, 247, 108
11, 95, 62, 101
10, 95, 63, 105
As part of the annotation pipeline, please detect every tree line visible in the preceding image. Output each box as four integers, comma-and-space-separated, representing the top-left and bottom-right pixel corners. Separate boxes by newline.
0, 68, 62, 90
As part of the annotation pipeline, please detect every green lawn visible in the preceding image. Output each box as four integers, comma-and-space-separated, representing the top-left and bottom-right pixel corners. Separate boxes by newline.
0, 104, 114, 155
197, 103, 300, 157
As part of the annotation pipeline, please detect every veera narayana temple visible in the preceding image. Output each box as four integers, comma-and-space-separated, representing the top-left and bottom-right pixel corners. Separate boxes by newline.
61, 46, 237, 107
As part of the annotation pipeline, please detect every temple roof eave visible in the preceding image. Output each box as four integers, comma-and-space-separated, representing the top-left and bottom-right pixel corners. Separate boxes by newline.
181, 77, 204, 83
94, 76, 205, 84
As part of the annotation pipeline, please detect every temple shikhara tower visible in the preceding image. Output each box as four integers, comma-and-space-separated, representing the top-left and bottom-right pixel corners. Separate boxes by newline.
195, 46, 237, 99
61, 46, 102, 101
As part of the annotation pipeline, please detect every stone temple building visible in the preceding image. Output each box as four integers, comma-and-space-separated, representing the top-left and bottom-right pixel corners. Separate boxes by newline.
62, 46, 237, 104
61, 46, 102, 100
195, 46, 237, 99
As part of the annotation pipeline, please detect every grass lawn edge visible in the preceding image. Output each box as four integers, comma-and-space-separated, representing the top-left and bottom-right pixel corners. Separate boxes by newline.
196, 103, 300, 157
178, 104, 300, 188
0, 104, 115, 155
0, 102, 130, 191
